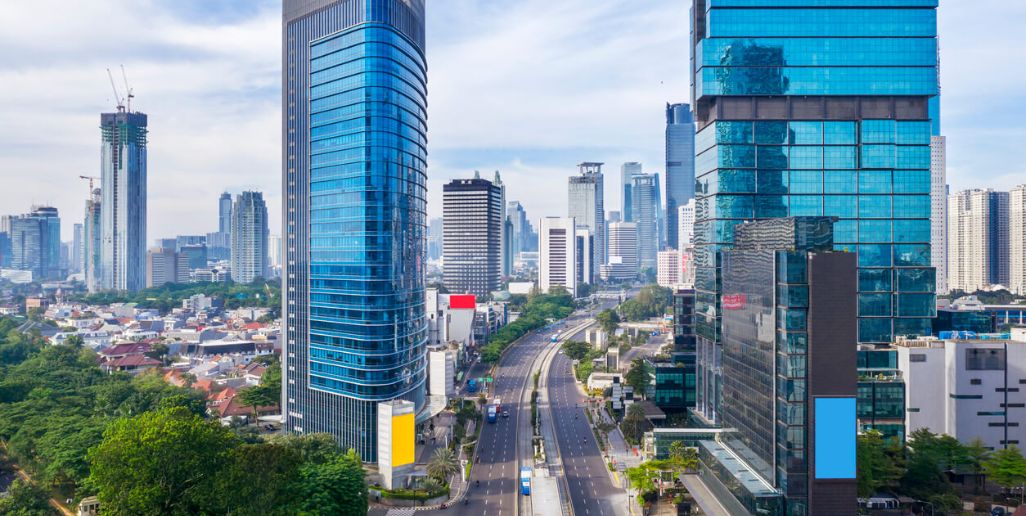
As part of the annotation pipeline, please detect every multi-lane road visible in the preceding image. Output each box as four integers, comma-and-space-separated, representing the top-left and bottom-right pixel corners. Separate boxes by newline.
547, 321, 628, 516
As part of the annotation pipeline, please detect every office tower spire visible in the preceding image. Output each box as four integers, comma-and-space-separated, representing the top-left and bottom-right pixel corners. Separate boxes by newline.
282, 0, 428, 462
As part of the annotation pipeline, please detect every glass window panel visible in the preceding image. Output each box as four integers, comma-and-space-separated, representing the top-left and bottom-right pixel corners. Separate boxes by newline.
861, 145, 896, 168
757, 170, 789, 194
790, 195, 822, 216
859, 220, 891, 242
716, 121, 754, 144
893, 170, 931, 194
893, 219, 930, 243
897, 146, 931, 169
824, 122, 857, 145
757, 146, 790, 169
719, 145, 756, 168
824, 195, 857, 218
790, 147, 823, 169
824, 170, 857, 193
858, 170, 892, 194
859, 318, 893, 343
755, 195, 789, 218
859, 293, 892, 317
861, 120, 896, 144
897, 293, 935, 317
717, 195, 754, 218
895, 244, 930, 266
755, 121, 788, 145
894, 318, 932, 337
892, 195, 930, 218
896, 268, 935, 292
789, 170, 823, 194
789, 121, 823, 145
858, 244, 892, 267
824, 146, 857, 169
859, 196, 891, 219
717, 169, 757, 194
896, 121, 932, 145
859, 268, 892, 292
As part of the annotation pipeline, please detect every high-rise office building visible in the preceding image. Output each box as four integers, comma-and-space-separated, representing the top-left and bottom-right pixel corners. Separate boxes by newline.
657, 249, 683, 288
621, 162, 642, 222
0, 229, 10, 269
72, 223, 83, 275
948, 189, 1010, 292
231, 191, 269, 284
219, 192, 233, 235
666, 103, 696, 249
427, 217, 443, 261
677, 199, 696, 250
206, 231, 231, 261
601, 221, 638, 282
493, 171, 509, 277
575, 228, 594, 287
8, 206, 61, 280
83, 188, 102, 292
717, 217, 857, 514
539, 217, 577, 296
931, 136, 948, 294
691, 0, 939, 422
631, 174, 659, 270
100, 109, 148, 292
508, 201, 529, 260
146, 246, 189, 287
282, 0, 428, 462
442, 175, 503, 297
569, 163, 605, 274
1012, 185, 1026, 295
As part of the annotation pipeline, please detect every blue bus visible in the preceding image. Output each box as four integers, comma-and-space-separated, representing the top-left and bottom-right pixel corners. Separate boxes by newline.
487, 405, 497, 423
520, 467, 531, 495
467, 378, 478, 393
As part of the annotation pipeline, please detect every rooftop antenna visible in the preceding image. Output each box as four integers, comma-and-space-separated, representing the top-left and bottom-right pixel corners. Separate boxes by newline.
120, 64, 134, 112
106, 68, 124, 112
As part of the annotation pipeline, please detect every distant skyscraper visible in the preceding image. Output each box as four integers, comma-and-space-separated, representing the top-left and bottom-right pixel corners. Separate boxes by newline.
948, 189, 1009, 292
657, 249, 683, 288
269, 234, 283, 271
931, 136, 948, 294
427, 217, 443, 261
231, 191, 269, 284
575, 228, 594, 286
677, 199, 696, 250
631, 174, 658, 270
601, 221, 638, 282
607, 210, 621, 224
83, 188, 102, 292
219, 192, 233, 235
9, 206, 61, 280
665, 103, 696, 250
1012, 185, 1026, 295
283, 0, 428, 462
569, 163, 605, 277
494, 171, 509, 277
539, 217, 577, 296
691, 0, 940, 427
507, 201, 529, 260
100, 108, 148, 292
72, 223, 83, 274
0, 228, 10, 269
206, 231, 231, 261
621, 162, 642, 222
147, 246, 189, 287
443, 175, 502, 297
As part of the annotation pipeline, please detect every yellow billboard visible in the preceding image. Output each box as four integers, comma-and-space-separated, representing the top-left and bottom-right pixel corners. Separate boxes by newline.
391, 412, 415, 467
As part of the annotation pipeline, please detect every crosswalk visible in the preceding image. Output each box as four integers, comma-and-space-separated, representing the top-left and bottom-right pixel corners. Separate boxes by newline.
385, 508, 416, 516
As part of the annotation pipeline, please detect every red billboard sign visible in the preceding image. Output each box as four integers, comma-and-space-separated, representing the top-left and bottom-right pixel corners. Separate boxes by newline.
449, 294, 476, 309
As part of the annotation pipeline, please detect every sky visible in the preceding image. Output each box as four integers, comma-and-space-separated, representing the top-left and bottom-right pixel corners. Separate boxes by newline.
0, 0, 1023, 242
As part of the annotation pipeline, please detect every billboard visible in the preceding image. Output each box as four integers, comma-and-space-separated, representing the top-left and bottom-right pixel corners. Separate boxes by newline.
814, 397, 856, 479
449, 294, 476, 309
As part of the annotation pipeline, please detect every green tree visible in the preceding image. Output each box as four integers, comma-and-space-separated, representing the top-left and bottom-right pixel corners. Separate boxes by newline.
239, 362, 282, 412
624, 358, 651, 398
0, 478, 56, 516
984, 445, 1026, 492
270, 433, 341, 465
297, 449, 367, 515
87, 406, 239, 515
621, 403, 648, 445
426, 447, 460, 484
561, 340, 591, 361
596, 309, 620, 335
856, 430, 904, 498
213, 443, 303, 515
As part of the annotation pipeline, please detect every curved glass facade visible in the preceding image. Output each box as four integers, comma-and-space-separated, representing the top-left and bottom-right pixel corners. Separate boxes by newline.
283, 0, 427, 462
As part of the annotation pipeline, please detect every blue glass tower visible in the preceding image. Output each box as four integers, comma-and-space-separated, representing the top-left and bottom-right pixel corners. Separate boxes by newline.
282, 0, 428, 462
691, 0, 939, 423
666, 103, 696, 249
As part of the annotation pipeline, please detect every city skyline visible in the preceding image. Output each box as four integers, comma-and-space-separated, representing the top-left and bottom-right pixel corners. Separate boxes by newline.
1, 0, 1022, 241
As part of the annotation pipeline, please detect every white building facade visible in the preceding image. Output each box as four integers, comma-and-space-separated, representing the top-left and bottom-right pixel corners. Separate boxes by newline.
1011, 185, 1026, 295
931, 135, 948, 294
539, 217, 577, 296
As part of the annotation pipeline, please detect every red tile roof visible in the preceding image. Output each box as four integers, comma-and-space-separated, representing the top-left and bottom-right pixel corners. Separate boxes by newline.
106, 355, 161, 369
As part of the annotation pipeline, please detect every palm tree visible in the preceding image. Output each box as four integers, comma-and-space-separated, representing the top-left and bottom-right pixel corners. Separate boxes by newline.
427, 448, 460, 483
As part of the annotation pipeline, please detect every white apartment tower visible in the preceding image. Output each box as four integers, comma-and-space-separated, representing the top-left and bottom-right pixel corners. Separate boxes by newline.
539, 217, 577, 297
948, 189, 1009, 292
601, 221, 638, 281
931, 136, 948, 294
677, 199, 696, 250
1011, 185, 1026, 295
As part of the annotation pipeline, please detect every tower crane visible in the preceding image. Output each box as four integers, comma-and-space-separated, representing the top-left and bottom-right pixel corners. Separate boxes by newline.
79, 175, 100, 192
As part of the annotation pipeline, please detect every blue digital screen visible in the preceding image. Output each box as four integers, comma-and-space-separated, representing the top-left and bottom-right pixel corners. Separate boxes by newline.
814, 397, 856, 479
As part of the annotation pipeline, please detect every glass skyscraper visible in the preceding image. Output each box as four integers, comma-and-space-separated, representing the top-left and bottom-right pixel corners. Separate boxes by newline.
230, 191, 270, 284
691, 0, 939, 422
100, 109, 148, 292
666, 103, 696, 249
282, 0, 428, 462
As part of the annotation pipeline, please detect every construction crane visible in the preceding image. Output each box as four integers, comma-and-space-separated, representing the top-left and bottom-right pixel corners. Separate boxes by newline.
106, 68, 124, 112
79, 175, 100, 192
120, 65, 134, 112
